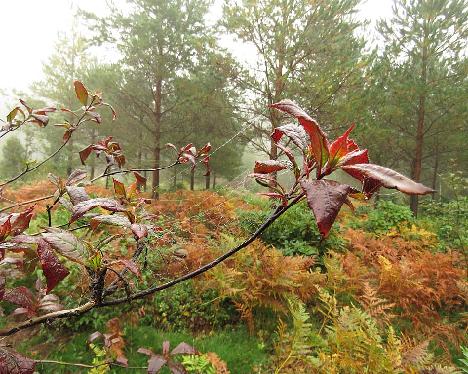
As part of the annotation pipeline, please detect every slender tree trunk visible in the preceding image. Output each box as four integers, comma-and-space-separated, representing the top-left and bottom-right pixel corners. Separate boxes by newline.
137, 127, 143, 191
205, 173, 210, 190
152, 78, 162, 199
90, 128, 97, 180
67, 137, 74, 176
431, 143, 439, 200
410, 31, 428, 217
190, 169, 195, 191
173, 167, 177, 190
212, 171, 216, 189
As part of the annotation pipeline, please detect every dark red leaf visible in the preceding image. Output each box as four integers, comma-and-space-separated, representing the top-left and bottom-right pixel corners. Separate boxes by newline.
115, 259, 141, 278
86, 110, 102, 124
147, 356, 167, 374
254, 160, 288, 174
300, 180, 354, 238
137, 347, 154, 357
37, 240, 69, 293
66, 169, 87, 186
32, 107, 56, 115
131, 224, 148, 240
133, 172, 147, 187
270, 100, 329, 171
41, 228, 87, 265
0, 347, 35, 374
79, 145, 94, 165
90, 214, 131, 230
271, 123, 308, 150
3, 286, 35, 310
74, 81, 89, 106
171, 342, 196, 355
30, 114, 49, 127
342, 163, 435, 195
66, 186, 89, 205
70, 198, 126, 223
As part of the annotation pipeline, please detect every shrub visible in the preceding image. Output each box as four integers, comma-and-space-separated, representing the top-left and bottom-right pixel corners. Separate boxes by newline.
353, 200, 414, 234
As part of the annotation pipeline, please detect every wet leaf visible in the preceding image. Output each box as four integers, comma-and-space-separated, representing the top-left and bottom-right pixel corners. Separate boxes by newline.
301, 179, 354, 238
37, 240, 70, 293
42, 228, 87, 265
342, 163, 435, 195
70, 198, 126, 223
0, 347, 35, 374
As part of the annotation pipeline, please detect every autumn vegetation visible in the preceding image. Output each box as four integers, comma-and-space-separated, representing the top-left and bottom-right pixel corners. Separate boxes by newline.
0, 0, 466, 373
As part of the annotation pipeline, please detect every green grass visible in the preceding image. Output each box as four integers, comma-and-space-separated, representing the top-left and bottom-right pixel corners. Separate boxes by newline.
31, 326, 268, 374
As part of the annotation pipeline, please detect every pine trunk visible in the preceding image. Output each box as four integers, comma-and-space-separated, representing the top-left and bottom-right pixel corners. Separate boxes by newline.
152, 78, 162, 199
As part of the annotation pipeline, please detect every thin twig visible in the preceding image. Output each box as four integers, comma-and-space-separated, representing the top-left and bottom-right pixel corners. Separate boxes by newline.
0, 194, 55, 213
90, 162, 179, 183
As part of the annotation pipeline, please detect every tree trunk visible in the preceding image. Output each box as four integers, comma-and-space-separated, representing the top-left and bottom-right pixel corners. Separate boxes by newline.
212, 171, 216, 189
173, 167, 177, 190
431, 143, 439, 200
410, 30, 428, 217
190, 168, 195, 191
90, 128, 97, 180
205, 173, 210, 190
66, 137, 74, 176
152, 78, 162, 199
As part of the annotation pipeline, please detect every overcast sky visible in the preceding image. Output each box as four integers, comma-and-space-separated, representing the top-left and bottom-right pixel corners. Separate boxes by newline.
0, 0, 393, 102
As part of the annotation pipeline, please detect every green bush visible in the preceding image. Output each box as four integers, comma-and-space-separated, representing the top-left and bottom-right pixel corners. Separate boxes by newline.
420, 197, 467, 250
141, 281, 239, 331
237, 201, 347, 256
352, 200, 414, 234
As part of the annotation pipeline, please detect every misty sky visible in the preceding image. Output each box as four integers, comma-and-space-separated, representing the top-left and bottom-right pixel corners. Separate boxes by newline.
0, 0, 393, 101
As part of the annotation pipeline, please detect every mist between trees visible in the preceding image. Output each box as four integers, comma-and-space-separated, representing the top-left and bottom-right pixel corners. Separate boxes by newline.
1, 0, 466, 214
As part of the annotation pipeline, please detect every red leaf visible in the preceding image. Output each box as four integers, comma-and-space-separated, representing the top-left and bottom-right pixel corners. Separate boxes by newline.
66, 169, 87, 186
131, 223, 148, 240
115, 259, 141, 278
271, 123, 308, 150
113, 179, 126, 199
70, 198, 127, 223
147, 356, 167, 374
254, 160, 288, 174
74, 80, 89, 106
198, 142, 211, 156
171, 342, 196, 355
259, 192, 288, 206
327, 124, 355, 168
42, 228, 87, 265
90, 214, 131, 230
0, 347, 35, 374
133, 171, 147, 187
79, 145, 94, 165
66, 186, 89, 205
270, 100, 329, 171
3, 286, 35, 311
37, 240, 70, 293
30, 113, 49, 127
300, 179, 354, 238
339, 149, 369, 167
342, 163, 435, 195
